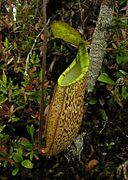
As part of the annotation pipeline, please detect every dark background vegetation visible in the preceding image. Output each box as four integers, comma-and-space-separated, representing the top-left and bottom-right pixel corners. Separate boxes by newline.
0, 0, 128, 179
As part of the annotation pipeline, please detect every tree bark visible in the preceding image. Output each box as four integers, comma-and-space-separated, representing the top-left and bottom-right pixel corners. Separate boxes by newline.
69, 0, 114, 158
87, 0, 114, 92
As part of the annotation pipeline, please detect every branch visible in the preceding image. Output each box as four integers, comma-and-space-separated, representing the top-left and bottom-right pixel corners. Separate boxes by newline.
69, 0, 114, 158
25, 19, 50, 76
38, 0, 47, 149
25, 29, 44, 76
87, 0, 114, 92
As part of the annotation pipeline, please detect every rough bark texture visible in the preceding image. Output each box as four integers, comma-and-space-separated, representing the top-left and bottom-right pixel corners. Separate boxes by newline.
87, 0, 114, 92
69, 0, 114, 158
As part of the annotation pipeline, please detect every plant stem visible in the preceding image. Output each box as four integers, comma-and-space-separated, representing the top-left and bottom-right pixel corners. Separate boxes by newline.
39, 0, 47, 149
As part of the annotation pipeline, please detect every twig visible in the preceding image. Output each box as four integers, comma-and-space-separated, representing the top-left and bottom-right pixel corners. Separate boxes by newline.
126, 0, 128, 16
24, 29, 44, 76
24, 18, 50, 76
38, 0, 47, 149
77, 0, 83, 23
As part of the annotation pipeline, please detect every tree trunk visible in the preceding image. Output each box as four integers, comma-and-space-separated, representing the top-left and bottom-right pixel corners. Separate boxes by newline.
69, 0, 114, 158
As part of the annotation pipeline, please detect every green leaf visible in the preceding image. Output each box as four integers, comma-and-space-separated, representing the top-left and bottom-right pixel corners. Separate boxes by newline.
0, 95, 7, 106
114, 87, 123, 107
31, 51, 36, 60
122, 86, 128, 100
26, 124, 35, 140
9, 146, 13, 155
3, 161, 8, 168
100, 108, 108, 121
12, 152, 23, 163
9, 116, 20, 122
12, 167, 19, 176
97, 73, 115, 85
0, 125, 6, 133
21, 159, 33, 169
4, 37, 9, 49
119, 70, 128, 76
0, 85, 7, 94
29, 150, 34, 161
21, 142, 33, 149
2, 70, 7, 85
89, 97, 97, 105
51, 21, 88, 46
116, 53, 128, 65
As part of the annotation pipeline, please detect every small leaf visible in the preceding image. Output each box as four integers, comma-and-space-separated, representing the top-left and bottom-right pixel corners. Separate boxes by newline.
30, 150, 34, 161
26, 124, 35, 140
99, 97, 105, 106
2, 70, 7, 85
18, 138, 33, 150
12, 152, 23, 162
0, 125, 6, 133
20, 142, 33, 149
10, 105, 14, 114
114, 87, 123, 107
119, 70, 128, 76
116, 53, 128, 65
12, 167, 19, 176
4, 37, 9, 49
86, 159, 99, 171
97, 73, 115, 85
100, 108, 108, 121
122, 86, 128, 99
89, 97, 97, 105
21, 159, 33, 169
9, 116, 20, 122
0, 96, 7, 106
29, 124, 35, 140
51, 21, 88, 46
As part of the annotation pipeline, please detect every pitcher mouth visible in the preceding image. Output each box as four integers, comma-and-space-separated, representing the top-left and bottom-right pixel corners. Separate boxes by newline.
58, 44, 89, 87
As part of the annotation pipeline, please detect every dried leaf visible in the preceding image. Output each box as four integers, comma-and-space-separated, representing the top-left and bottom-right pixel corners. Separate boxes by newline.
86, 159, 99, 171
121, 6, 128, 11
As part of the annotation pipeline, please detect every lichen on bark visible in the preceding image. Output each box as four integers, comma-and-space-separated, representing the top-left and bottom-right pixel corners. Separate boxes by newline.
87, 0, 114, 92
70, 0, 114, 158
